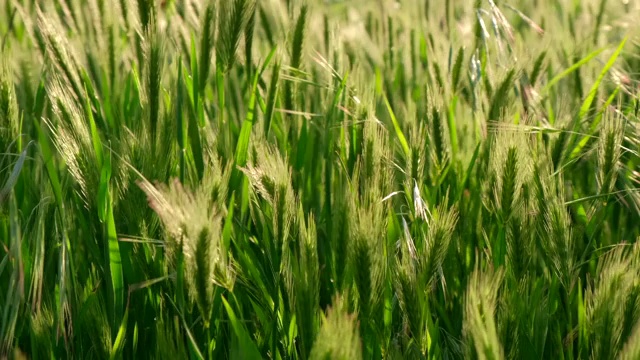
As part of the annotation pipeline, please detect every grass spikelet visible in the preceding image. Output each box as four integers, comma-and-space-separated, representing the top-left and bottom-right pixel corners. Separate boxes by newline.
550, 123, 570, 170
28, 308, 55, 359
136, 0, 155, 30
350, 193, 386, 353
284, 4, 308, 115
286, 209, 320, 359
0, 59, 16, 117
499, 147, 519, 222
198, 1, 216, 94
193, 227, 214, 326
107, 24, 116, 89
534, 161, 575, 288
464, 266, 505, 360
138, 178, 234, 326
44, 76, 98, 207
330, 189, 352, 292
486, 131, 530, 223
451, 46, 465, 93
412, 179, 430, 223
360, 115, 393, 199
216, 0, 255, 73
423, 203, 458, 287
35, 7, 83, 104
291, 5, 308, 71
309, 295, 362, 360
529, 50, 547, 86
0, 195, 23, 355
488, 69, 516, 121
241, 142, 296, 242
146, 30, 164, 142
431, 106, 448, 167
244, 2, 257, 78
352, 235, 373, 320
586, 243, 640, 359
597, 112, 624, 196
500, 147, 518, 221
0, 59, 18, 153
394, 213, 432, 353
346, 117, 392, 338
395, 255, 423, 344
407, 120, 428, 183
119, 0, 129, 28
619, 320, 640, 360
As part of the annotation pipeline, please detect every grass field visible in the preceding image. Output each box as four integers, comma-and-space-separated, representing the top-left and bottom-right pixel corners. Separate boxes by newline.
2, 0, 640, 359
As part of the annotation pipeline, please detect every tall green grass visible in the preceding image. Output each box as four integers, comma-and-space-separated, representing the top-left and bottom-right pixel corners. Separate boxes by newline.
1, 0, 640, 358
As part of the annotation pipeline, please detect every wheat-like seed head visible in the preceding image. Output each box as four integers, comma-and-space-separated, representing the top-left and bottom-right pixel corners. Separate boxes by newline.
464, 266, 505, 360
309, 294, 362, 360
138, 178, 235, 324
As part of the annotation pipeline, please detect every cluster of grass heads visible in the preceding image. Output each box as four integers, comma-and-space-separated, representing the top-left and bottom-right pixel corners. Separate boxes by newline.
2, 0, 640, 358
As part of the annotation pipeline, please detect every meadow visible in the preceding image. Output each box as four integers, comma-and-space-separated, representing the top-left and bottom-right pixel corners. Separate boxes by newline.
1, 0, 640, 358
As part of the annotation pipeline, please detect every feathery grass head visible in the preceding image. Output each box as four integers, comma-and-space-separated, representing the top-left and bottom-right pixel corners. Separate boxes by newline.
350, 193, 386, 325
35, 7, 84, 104
464, 266, 505, 360
198, 1, 216, 94
407, 122, 429, 188
360, 115, 393, 201
619, 317, 640, 360
144, 27, 164, 141
28, 307, 55, 359
533, 158, 576, 289
285, 208, 320, 358
216, 0, 255, 73
138, 178, 234, 326
241, 140, 296, 244
597, 111, 624, 195
430, 106, 450, 168
422, 203, 458, 287
136, 0, 157, 31
586, 243, 640, 359
291, 5, 308, 71
394, 251, 422, 341
485, 129, 532, 221
0, 58, 19, 154
44, 76, 99, 209
309, 294, 362, 360
0, 59, 17, 120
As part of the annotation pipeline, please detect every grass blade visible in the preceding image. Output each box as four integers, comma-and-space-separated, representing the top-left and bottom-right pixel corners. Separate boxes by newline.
222, 296, 262, 359
542, 48, 604, 94
383, 94, 410, 158
578, 37, 626, 120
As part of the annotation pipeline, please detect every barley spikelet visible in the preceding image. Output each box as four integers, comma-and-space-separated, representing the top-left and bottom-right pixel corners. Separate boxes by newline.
138, 178, 234, 327
464, 266, 505, 360
309, 295, 363, 360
